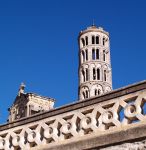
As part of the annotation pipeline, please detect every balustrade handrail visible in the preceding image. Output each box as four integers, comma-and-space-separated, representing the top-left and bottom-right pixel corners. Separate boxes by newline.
0, 80, 146, 150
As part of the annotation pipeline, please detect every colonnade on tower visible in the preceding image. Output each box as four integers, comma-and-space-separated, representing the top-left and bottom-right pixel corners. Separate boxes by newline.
78, 25, 112, 100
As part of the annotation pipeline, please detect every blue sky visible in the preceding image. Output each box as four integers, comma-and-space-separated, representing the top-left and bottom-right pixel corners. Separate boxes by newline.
0, 0, 146, 123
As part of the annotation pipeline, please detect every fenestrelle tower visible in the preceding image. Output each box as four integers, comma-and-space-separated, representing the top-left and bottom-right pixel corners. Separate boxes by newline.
78, 25, 112, 100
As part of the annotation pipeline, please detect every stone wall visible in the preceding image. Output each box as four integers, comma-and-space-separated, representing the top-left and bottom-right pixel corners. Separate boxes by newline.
100, 139, 146, 150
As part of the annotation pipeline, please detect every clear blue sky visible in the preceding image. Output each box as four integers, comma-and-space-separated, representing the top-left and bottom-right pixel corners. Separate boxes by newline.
0, 0, 146, 124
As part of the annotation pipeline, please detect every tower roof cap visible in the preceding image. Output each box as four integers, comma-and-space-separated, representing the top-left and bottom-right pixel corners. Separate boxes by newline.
79, 25, 109, 37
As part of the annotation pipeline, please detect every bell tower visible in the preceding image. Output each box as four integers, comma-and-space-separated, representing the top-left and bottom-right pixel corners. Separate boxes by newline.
78, 25, 112, 100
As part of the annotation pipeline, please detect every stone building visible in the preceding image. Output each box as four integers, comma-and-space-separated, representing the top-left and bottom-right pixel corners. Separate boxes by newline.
0, 25, 146, 150
8, 83, 55, 122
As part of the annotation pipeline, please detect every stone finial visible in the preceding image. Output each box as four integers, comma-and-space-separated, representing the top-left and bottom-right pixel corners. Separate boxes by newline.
18, 82, 26, 96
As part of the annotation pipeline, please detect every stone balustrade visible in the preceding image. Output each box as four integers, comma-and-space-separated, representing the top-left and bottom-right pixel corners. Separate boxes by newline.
0, 81, 146, 150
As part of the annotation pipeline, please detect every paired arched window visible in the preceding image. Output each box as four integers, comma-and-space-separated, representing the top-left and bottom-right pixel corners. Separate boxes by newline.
81, 37, 89, 47
93, 68, 100, 80
98, 89, 101, 95
82, 90, 89, 99
81, 50, 88, 63
94, 89, 101, 96
92, 35, 100, 44
92, 48, 99, 60
82, 68, 89, 82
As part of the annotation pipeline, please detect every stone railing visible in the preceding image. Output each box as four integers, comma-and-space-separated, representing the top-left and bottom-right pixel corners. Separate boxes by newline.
0, 81, 146, 150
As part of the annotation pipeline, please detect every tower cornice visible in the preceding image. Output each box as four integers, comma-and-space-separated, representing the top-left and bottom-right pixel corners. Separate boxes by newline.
78, 26, 109, 38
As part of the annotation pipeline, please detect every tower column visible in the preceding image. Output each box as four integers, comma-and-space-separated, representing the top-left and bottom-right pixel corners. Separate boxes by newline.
78, 25, 112, 101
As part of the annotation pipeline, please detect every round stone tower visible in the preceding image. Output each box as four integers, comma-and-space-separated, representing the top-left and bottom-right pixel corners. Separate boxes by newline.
78, 25, 112, 100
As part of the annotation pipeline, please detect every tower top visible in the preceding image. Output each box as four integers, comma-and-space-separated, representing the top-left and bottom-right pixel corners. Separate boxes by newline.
79, 25, 109, 37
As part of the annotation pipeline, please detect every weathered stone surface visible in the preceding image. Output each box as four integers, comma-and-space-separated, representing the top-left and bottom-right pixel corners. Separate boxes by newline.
0, 81, 146, 149
8, 83, 55, 122
34, 123, 146, 150
100, 140, 146, 150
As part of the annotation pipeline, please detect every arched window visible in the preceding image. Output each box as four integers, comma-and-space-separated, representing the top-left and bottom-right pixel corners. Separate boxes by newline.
96, 36, 99, 44
85, 36, 88, 45
86, 68, 88, 81
98, 89, 101, 95
92, 36, 95, 44
92, 48, 95, 60
95, 89, 97, 96
85, 90, 88, 98
103, 38, 105, 46
93, 68, 96, 80
103, 50, 106, 61
96, 49, 99, 59
104, 70, 107, 81
81, 38, 85, 47
97, 68, 100, 80
85, 49, 88, 61
82, 51, 85, 62
82, 70, 85, 82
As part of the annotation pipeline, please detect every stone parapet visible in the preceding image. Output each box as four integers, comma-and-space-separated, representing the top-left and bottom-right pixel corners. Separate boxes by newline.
0, 80, 146, 149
